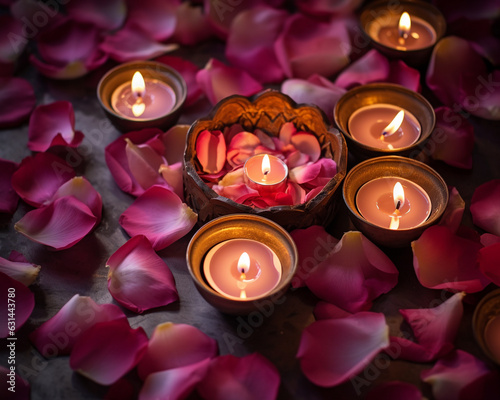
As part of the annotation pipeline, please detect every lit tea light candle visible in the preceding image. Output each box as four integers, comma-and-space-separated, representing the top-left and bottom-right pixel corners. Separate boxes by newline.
348, 104, 421, 150
485, 315, 500, 362
203, 238, 282, 300
244, 154, 288, 193
111, 70, 177, 120
356, 176, 431, 229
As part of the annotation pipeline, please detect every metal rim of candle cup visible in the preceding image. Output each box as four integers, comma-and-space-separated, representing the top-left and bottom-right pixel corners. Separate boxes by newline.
334, 83, 435, 160
342, 155, 448, 248
359, 0, 446, 64
472, 288, 500, 365
186, 213, 298, 315
97, 60, 187, 132
243, 154, 289, 194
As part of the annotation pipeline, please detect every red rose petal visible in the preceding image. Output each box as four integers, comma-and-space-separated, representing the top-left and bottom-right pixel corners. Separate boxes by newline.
335, 49, 389, 89
387, 60, 421, 92
470, 179, 500, 236
70, 318, 148, 386
295, 0, 363, 17
481, 233, 500, 247
196, 129, 227, 174
0, 158, 19, 214
365, 381, 422, 400
478, 242, 500, 286
0, 271, 34, 338
107, 235, 179, 313
0, 254, 40, 286
66, 0, 126, 30
439, 186, 465, 233
0, 77, 36, 128
0, 15, 26, 75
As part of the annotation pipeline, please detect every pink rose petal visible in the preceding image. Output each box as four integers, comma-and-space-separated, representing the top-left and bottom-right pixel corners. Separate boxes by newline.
29, 294, 125, 357
289, 158, 337, 189
107, 235, 178, 313
470, 179, 500, 236
0, 365, 30, 399
10, 0, 65, 35
28, 101, 84, 152
335, 49, 390, 89
387, 60, 421, 92
159, 125, 190, 165
66, 0, 126, 30
226, 131, 262, 168
226, 6, 288, 83
0, 77, 36, 128
439, 187, 465, 233
295, 0, 363, 17
15, 196, 97, 250
196, 129, 227, 174
0, 271, 34, 338
140, 358, 210, 400
0, 158, 19, 214
126, 0, 179, 41
0, 254, 40, 286
478, 242, 500, 286
172, 2, 213, 46
365, 381, 422, 400
196, 58, 263, 105
314, 301, 352, 320
213, 183, 259, 204
460, 69, 500, 120
70, 318, 148, 386
197, 353, 280, 400
137, 322, 217, 379
411, 225, 490, 292
304, 231, 398, 313
297, 312, 389, 387
290, 132, 321, 162
159, 162, 184, 200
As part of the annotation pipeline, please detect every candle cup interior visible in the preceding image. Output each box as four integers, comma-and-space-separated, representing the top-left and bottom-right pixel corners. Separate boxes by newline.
334, 83, 435, 160
359, 0, 446, 65
97, 60, 187, 132
186, 214, 298, 315
342, 156, 448, 247
472, 288, 500, 365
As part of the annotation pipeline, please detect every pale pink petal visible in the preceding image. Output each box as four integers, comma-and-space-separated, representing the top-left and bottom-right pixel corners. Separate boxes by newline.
289, 158, 337, 189
314, 301, 352, 320
0, 158, 19, 214
172, 2, 213, 46
471, 179, 500, 236
70, 318, 148, 386
0, 255, 40, 286
335, 49, 390, 89
100, 24, 178, 63
411, 225, 490, 292
290, 132, 321, 162
11, 152, 75, 207
274, 14, 351, 79
290, 225, 339, 288
216, 167, 245, 187
126, 0, 179, 41
159, 162, 184, 200
226, 131, 261, 168
107, 235, 178, 313
304, 231, 398, 313
29, 294, 125, 357
137, 322, 217, 379
0, 272, 34, 338
478, 242, 500, 286
286, 181, 306, 205
28, 101, 84, 152
387, 60, 421, 92
197, 353, 280, 400
140, 358, 210, 400
365, 381, 422, 400
439, 187, 465, 233
226, 6, 288, 83
52, 176, 102, 222
295, 0, 363, 16
196, 129, 227, 174
0, 365, 30, 399
125, 138, 167, 192
15, 197, 97, 250
0, 77, 36, 128
254, 129, 276, 150
421, 350, 491, 400
196, 58, 263, 105
66, 0, 126, 30
297, 312, 389, 387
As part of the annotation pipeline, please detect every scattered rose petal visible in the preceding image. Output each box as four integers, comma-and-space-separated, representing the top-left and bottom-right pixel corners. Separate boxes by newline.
481, 233, 500, 247
0, 158, 19, 214
140, 358, 210, 400
289, 158, 337, 189
0, 365, 30, 399
15, 196, 97, 250
66, 0, 127, 30
0, 254, 40, 286
478, 242, 500, 286
365, 381, 422, 400
226, 6, 288, 83
387, 60, 421, 92
196, 58, 263, 105
274, 14, 351, 79
439, 187, 465, 233
334, 49, 389, 89
172, 2, 213, 46
470, 179, 500, 236
314, 301, 352, 320
295, 0, 363, 17
126, 0, 179, 41
70, 318, 148, 386
0, 272, 34, 338
297, 312, 389, 387
213, 183, 259, 204
28, 101, 84, 152
107, 235, 178, 313
304, 231, 398, 313
0, 77, 36, 128
0, 15, 26, 76
160, 125, 190, 165
10, 0, 65, 34
159, 162, 184, 200
197, 353, 280, 400
196, 129, 227, 174
30, 294, 125, 357
137, 322, 217, 379
411, 225, 490, 292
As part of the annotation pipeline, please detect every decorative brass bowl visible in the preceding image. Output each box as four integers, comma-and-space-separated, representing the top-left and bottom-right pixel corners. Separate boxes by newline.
473, 288, 500, 365
183, 90, 348, 231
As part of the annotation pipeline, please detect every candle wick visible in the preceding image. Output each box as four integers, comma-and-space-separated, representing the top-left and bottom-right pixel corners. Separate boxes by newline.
396, 200, 402, 210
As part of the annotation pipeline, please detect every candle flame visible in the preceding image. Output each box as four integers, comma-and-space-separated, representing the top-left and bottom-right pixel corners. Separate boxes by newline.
132, 102, 145, 117
131, 71, 145, 98
381, 110, 405, 139
399, 12, 411, 39
261, 154, 271, 177
393, 182, 405, 211
238, 252, 250, 277
389, 215, 400, 230
240, 290, 247, 299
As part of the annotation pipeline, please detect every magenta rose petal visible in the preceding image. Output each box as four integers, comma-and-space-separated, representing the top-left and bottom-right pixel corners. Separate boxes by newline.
411, 225, 489, 292
334, 49, 389, 89
196, 129, 226, 174
30, 294, 125, 357
289, 158, 337, 189
0, 158, 19, 214
295, 0, 363, 16
0, 271, 34, 338
70, 318, 148, 386
107, 235, 179, 313
365, 381, 422, 400
28, 101, 84, 152
0, 15, 25, 76
0, 255, 40, 286
137, 322, 217, 379
314, 301, 352, 320
0, 77, 36, 128
124, 139, 167, 192
159, 162, 184, 200
387, 60, 421, 92
421, 350, 491, 400
439, 187, 465, 233
0, 365, 30, 398
305, 231, 398, 313
52, 177, 103, 222
196, 58, 263, 105
172, 2, 213, 46
470, 179, 500, 236
126, 0, 179, 41
478, 242, 500, 286
226, 6, 288, 83
66, 0, 127, 30
197, 353, 280, 400
297, 312, 389, 387
15, 196, 97, 250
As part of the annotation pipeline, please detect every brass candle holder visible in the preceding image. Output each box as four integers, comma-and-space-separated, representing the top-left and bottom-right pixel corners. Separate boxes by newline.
473, 289, 500, 366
